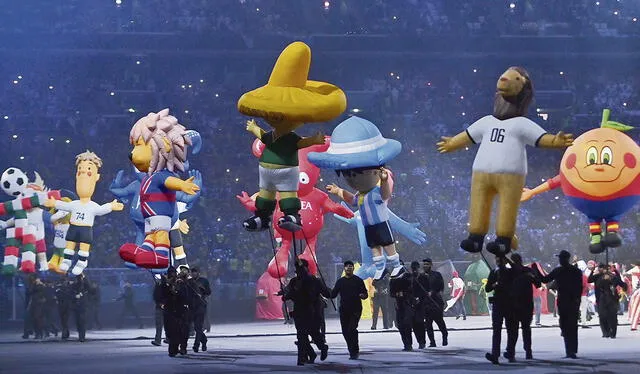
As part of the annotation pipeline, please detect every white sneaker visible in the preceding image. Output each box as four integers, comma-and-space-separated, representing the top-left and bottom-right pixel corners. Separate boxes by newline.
373, 269, 384, 280
59, 260, 71, 272
391, 266, 404, 278
71, 261, 87, 275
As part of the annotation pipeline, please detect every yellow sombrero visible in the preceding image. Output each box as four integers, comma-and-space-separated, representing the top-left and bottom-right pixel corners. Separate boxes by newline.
237, 41, 347, 123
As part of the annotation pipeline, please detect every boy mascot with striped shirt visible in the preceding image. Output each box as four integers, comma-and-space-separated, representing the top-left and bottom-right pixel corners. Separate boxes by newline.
308, 116, 404, 280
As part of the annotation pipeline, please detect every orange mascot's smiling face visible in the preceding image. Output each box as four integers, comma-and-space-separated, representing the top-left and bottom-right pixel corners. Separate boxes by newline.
560, 127, 640, 197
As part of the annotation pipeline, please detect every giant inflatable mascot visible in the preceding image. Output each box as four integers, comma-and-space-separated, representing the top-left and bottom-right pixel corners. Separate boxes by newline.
0, 169, 60, 274
333, 201, 427, 280
237, 41, 346, 233
44, 151, 124, 274
522, 109, 640, 253
119, 109, 200, 269
111, 130, 203, 268
332, 170, 427, 279
237, 138, 354, 278
308, 116, 404, 280
437, 67, 573, 255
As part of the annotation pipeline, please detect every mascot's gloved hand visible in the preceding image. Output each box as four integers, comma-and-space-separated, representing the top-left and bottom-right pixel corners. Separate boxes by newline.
177, 169, 203, 209
333, 202, 356, 225
236, 191, 257, 212
389, 210, 427, 245
110, 170, 127, 190
185, 130, 202, 155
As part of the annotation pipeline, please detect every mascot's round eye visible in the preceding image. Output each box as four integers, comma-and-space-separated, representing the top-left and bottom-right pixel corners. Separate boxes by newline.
299, 172, 310, 185
601, 146, 613, 165
587, 146, 598, 165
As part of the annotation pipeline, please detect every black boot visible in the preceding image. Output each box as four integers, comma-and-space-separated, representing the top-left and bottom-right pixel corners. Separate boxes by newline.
243, 215, 271, 231
278, 198, 302, 232
487, 236, 511, 255
244, 197, 276, 231
603, 231, 622, 248
460, 234, 484, 253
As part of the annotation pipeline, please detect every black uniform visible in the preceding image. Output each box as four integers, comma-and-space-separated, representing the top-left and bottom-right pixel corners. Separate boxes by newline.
371, 276, 390, 329
542, 264, 582, 357
188, 276, 211, 351
29, 281, 47, 339
116, 284, 143, 328
152, 280, 164, 345
159, 274, 190, 356
485, 264, 516, 361
330, 274, 367, 358
507, 264, 541, 359
283, 271, 330, 365
87, 282, 101, 330
55, 277, 73, 340
588, 270, 626, 338
22, 277, 35, 339
71, 275, 90, 342
390, 272, 415, 350
410, 271, 428, 348
423, 269, 448, 346
43, 281, 59, 337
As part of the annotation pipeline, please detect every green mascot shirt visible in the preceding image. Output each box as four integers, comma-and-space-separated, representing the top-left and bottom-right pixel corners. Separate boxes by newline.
259, 131, 302, 166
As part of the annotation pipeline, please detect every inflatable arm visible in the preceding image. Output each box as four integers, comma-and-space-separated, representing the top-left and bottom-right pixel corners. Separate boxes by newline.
521, 174, 561, 202
388, 209, 427, 245
109, 170, 138, 200
177, 169, 203, 209
236, 191, 258, 212
332, 202, 356, 225
323, 197, 354, 219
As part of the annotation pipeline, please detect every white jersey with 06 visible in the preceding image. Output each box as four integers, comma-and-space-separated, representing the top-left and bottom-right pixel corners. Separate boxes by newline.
466, 115, 547, 175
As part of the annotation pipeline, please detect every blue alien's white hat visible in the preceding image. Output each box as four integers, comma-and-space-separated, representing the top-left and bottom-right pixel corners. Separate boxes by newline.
307, 116, 401, 170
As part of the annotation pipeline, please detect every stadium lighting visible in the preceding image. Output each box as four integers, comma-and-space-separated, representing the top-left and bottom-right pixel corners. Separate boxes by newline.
115, 0, 122, 4
509, 3, 515, 9
351, 108, 361, 113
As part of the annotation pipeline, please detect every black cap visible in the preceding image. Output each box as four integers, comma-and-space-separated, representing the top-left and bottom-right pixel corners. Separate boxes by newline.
598, 263, 607, 268
556, 250, 571, 259
423, 258, 433, 263
344, 260, 354, 267
191, 266, 200, 272
410, 261, 420, 270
